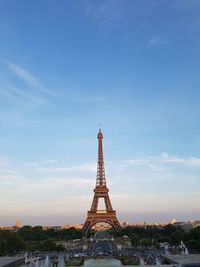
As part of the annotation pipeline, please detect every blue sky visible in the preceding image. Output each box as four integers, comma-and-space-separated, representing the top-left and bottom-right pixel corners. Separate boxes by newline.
0, 0, 200, 226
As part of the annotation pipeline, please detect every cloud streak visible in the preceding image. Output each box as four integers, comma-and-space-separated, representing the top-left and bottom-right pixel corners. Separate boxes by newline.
127, 153, 200, 167
82, 0, 128, 30
0, 111, 40, 126
0, 157, 9, 167
0, 61, 55, 126
36, 163, 96, 173
149, 36, 166, 46
75, 96, 104, 103
7, 62, 55, 96
160, 153, 200, 167
8, 84, 47, 105
1, 153, 200, 224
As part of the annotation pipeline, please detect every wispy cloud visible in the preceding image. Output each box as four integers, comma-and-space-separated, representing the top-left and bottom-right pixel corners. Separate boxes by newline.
75, 96, 104, 103
111, 192, 200, 213
149, 36, 166, 46
36, 163, 96, 173
7, 62, 55, 96
0, 61, 55, 126
44, 159, 58, 164
23, 159, 58, 167
23, 162, 40, 167
0, 154, 200, 222
105, 153, 200, 193
37, 176, 93, 188
0, 169, 18, 175
0, 173, 92, 190
0, 157, 9, 167
8, 83, 47, 105
82, 0, 128, 29
0, 86, 13, 98
0, 137, 14, 145
0, 172, 93, 217
160, 152, 200, 167
174, 0, 200, 10
0, 111, 40, 126
127, 153, 200, 168
170, 0, 200, 31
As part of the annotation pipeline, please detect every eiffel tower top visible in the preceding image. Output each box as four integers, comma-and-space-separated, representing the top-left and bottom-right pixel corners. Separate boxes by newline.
96, 128, 107, 188
97, 128, 103, 139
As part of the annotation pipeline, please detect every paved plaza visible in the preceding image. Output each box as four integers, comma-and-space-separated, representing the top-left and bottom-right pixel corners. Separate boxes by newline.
0, 256, 24, 267
165, 254, 200, 265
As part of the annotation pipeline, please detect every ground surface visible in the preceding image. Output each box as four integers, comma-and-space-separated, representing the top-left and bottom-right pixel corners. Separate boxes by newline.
165, 254, 200, 264
0, 256, 24, 267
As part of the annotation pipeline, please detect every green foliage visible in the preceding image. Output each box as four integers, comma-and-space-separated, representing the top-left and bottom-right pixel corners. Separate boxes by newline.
0, 226, 81, 255
140, 238, 152, 247
1, 225, 200, 254
186, 227, 200, 250
130, 233, 140, 246
18, 226, 45, 241
40, 238, 57, 251
110, 225, 200, 251
171, 231, 184, 245
118, 256, 139, 265
65, 259, 84, 266
0, 230, 25, 256
18, 226, 82, 242
189, 226, 200, 240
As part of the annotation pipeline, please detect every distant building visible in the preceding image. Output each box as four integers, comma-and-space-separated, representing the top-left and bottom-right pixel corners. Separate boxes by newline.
15, 220, 21, 228
124, 218, 177, 227
0, 221, 20, 231
181, 221, 200, 232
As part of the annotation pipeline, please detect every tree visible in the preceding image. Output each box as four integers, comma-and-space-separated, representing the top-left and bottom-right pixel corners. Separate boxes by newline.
0, 240, 7, 256
0, 230, 25, 255
130, 233, 140, 247
171, 231, 184, 245
141, 238, 152, 247
40, 239, 56, 251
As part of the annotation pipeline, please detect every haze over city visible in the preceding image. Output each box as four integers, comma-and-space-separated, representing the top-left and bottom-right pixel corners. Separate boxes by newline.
0, 0, 200, 226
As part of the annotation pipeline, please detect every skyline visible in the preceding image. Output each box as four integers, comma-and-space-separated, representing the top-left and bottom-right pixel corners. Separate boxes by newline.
0, 0, 200, 225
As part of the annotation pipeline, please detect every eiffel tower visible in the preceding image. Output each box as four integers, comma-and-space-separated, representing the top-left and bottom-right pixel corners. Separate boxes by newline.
82, 129, 121, 236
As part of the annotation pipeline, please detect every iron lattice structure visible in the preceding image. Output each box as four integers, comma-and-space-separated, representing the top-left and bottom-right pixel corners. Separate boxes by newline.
82, 129, 121, 236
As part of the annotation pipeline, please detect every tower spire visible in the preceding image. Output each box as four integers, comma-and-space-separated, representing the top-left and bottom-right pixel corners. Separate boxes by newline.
96, 129, 106, 187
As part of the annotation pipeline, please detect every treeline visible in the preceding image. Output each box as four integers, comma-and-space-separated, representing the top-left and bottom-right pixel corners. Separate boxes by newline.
1, 224, 200, 256
110, 224, 200, 251
17, 226, 81, 241
0, 226, 82, 256
0, 230, 25, 256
